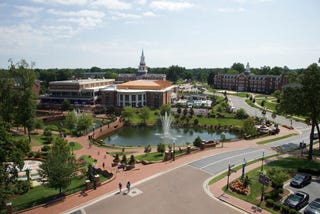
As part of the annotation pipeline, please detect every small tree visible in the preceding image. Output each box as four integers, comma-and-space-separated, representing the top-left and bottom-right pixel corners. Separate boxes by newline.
189, 108, 194, 118
177, 106, 182, 115
157, 143, 166, 154
193, 136, 202, 147
61, 99, 73, 111
139, 106, 151, 124
193, 118, 199, 126
144, 144, 152, 155
235, 108, 249, 119
113, 154, 120, 163
121, 154, 127, 165
128, 155, 136, 165
242, 118, 257, 137
183, 107, 188, 117
43, 127, 53, 143
40, 137, 76, 193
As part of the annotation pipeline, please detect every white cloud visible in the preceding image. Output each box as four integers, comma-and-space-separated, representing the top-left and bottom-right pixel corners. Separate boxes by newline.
136, 0, 147, 5
217, 7, 246, 13
150, 1, 194, 11
15, 5, 43, 17
31, 0, 88, 5
91, 0, 131, 10
143, 11, 155, 16
47, 9, 105, 28
112, 12, 141, 20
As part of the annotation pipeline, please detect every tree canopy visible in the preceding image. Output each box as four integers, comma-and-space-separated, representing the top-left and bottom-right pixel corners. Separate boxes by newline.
280, 63, 320, 159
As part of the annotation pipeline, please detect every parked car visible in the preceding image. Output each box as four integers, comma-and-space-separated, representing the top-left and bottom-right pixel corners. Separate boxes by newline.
290, 174, 312, 188
304, 198, 320, 214
283, 191, 309, 210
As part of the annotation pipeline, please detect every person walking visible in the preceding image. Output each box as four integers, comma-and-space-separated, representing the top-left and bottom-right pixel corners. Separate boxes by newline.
102, 162, 105, 169
126, 181, 131, 193
119, 182, 122, 193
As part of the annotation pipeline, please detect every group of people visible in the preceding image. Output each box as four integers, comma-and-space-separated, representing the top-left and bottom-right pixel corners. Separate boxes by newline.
119, 181, 131, 193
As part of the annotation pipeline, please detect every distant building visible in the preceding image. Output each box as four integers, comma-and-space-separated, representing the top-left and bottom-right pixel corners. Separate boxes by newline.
100, 79, 177, 109
117, 50, 166, 82
40, 78, 114, 106
213, 63, 288, 94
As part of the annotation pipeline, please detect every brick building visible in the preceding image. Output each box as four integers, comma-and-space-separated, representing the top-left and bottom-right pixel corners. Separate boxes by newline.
213, 63, 288, 93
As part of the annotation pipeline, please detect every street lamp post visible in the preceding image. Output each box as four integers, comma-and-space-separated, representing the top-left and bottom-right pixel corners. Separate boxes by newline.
261, 152, 264, 172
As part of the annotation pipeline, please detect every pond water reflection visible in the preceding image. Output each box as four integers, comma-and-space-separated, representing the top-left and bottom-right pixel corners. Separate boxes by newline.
103, 126, 239, 147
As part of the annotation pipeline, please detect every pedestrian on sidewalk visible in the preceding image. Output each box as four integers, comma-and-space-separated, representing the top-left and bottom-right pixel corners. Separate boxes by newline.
126, 181, 131, 193
102, 162, 105, 169
119, 182, 122, 193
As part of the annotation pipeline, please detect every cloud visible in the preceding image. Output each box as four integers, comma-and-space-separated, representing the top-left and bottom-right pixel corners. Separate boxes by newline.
217, 7, 246, 13
15, 5, 43, 17
91, 0, 131, 10
150, 1, 194, 11
47, 9, 105, 28
143, 11, 156, 16
136, 0, 147, 5
31, 0, 88, 5
112, 12, 141, 20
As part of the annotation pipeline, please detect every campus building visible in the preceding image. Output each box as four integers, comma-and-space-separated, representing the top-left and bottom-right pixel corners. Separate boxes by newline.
40, 78, 115, 105
117, 50, 166, 82
213, 63, 288, 94
101, 79, 177, 109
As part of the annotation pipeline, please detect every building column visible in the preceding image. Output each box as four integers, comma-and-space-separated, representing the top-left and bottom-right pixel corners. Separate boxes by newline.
136, 94, 138, 107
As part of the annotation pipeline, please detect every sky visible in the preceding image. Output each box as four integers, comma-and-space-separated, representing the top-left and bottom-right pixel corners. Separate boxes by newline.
0, 0, 319, 69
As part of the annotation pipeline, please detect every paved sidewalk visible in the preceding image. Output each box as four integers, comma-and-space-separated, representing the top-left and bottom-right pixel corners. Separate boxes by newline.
209, 155, 289, 214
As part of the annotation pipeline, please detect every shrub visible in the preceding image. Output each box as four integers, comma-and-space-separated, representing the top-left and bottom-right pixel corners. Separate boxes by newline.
27, 151, 34, 158
121, 154, 127, 164
144, 144, 152, 154
281, 205, 290, 214
41, 145, 51, 152
273, 202, 281, 210
14, 181, 30, 194
128, 155, 136, 165
157, 143, 166, 154
34, 151, 42, 158
113, 154, 120, 163
193, 136, 202, 147
265, 199, 274, 207
289, 208, 299, 214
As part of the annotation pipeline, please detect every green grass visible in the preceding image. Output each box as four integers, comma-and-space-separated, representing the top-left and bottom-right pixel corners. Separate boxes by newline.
208, 154, 278, 185
196, 117, 244, 127
80, 155, 97, 165
109, 151, 136, 156
11, 174, 109, 212
69, 141, 83, 151
135, 152, 164, 162
256, 134, 298, 145
234, 92, 249, 98
12, 134, 49, 147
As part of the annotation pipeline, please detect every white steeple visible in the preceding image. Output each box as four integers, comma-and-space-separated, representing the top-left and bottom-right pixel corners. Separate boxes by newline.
137, 49, 148, 75
245, 62, 250, 74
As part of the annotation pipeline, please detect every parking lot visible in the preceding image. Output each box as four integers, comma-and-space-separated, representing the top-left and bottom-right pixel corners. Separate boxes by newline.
285, 176, 320, 211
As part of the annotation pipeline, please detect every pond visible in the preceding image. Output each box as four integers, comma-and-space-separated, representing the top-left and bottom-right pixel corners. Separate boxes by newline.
103, 126, 239, 147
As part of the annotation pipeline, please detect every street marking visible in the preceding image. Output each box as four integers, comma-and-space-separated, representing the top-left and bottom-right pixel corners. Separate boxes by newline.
127, 188, 143, 197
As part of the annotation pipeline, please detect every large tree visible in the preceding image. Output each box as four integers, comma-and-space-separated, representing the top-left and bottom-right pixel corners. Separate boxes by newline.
40, 137, 76, 193
0, 121, 29, 210
280, 63, 320, 159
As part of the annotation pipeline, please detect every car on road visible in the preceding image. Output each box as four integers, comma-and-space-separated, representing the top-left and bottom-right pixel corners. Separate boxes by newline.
283, 191, 309, 210
304, 198, 320, 214
290, 174, 312, 188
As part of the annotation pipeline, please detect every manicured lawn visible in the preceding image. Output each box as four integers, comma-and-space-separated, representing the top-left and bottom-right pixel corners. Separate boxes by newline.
196, 117, 244, 127
12, 134, 48, 147
256, 134, 298, 145
109, 151, 136, 156
135, 152, 164, 162
69, 141, 83, 151
80, 155, 97, 165
235, 92, 249, 98
11, 174, 109, 212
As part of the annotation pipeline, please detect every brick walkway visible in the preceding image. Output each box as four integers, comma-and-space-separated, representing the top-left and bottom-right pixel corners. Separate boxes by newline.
22, 126, 296, 214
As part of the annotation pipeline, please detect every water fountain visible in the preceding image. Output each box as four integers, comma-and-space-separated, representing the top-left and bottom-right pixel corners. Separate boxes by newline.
160, 111, 174, 142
